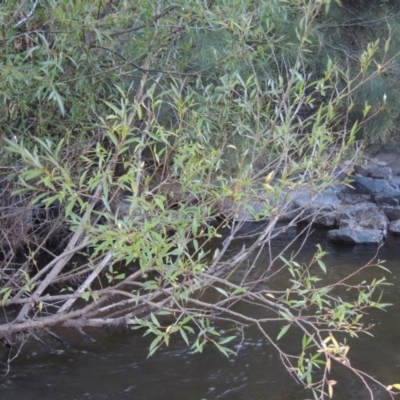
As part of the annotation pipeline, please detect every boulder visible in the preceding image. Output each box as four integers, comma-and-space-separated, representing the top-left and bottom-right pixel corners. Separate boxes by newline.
367, 166, 393, 180
338, 192, 372, 205
389, 176, 400, 189
337, 202, 388, 231
212, 153, 400, 243
353, 165, 393, 180
353, 165, 370, 177
382, 206, 400, 221
283, 189, 340, 225
327, 228, 384, 244
389, 219, 400, 235
218, 197, 269, 222
283, 154, 400, 243
374, 192, 399, 207
288, 190, 312, 209
309, 211, 338, 228
352, 176, 397, 195
288, 190, 339, 211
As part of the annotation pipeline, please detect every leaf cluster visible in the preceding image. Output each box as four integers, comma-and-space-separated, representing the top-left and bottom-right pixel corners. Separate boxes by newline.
0, 1, 397, 397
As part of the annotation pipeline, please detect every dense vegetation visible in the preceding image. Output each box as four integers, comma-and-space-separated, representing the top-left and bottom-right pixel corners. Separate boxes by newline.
1, 0, 400, 398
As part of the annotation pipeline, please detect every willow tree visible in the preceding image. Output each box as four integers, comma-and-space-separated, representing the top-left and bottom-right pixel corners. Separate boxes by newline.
0, 0, 398, 398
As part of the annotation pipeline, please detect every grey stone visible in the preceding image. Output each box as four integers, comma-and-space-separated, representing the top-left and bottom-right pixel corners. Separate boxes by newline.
289, 191, 312, 209
353, 177, 397, 195
332, 167, 348, 183
321, 185, 343, 196
337, 192, 372, 205
389, 219, 400, 235
353, 165, 371, 177
374, 192, 399, 207
289, 190, 339, 212
382, 206, 400, 221
313, 193, 340, 211
309, 211, 338, 227
337, 202, 388, 231
389, 177, 400, 189
219, 198, 269, 222
368, 166, 393, 180
353, 165, 393, 179
327, 228, 384, 244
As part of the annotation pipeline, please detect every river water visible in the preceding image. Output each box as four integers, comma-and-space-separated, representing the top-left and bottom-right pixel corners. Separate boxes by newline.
1, 224, 400, 400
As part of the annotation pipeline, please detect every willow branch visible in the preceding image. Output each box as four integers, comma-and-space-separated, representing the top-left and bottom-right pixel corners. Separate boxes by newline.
57, 250, 113, 315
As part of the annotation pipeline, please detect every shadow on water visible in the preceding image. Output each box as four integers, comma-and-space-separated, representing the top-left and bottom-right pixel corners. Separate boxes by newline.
1, 224, 400, 400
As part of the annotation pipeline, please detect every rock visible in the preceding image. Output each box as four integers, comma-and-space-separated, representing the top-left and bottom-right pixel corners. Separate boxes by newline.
338, 192, 372, 205
314, 193, 340, 210
218, 198, 269, 222
367, 166, 393, 180
381, 206, 400, 221
310, 211, 338, 227
353, 163, 393, 180
389, 177, 400, 189
278, 190, 311, 222
288, 190, 312, 209
284, 189, 340, 225
374, 192, 399, 207
332, 167, 349, 183
353, 165, 371, 177
353, 176, 397, 195
211, 151, 400, 243
327, 228, 384, 244
389, 219, 400, 235
337, 202, 388, 231
321, 184, 343, 195
375, 166, 392, 179
289, 190, 339, 212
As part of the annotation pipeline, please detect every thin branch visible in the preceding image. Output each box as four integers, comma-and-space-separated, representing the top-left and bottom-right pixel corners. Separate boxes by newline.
57, 250, 113, 315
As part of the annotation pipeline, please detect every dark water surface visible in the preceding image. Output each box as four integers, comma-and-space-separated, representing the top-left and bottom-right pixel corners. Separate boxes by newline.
1, 224, 400, 400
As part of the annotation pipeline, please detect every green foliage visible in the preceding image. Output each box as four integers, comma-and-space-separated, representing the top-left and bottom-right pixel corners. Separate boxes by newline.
277, 248, 391, 398
321, 1, 400, 144
0, 0, 397, 397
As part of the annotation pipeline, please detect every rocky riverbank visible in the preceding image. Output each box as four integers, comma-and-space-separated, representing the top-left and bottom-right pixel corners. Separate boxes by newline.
220, 150, 400, 245
4, 149, 400, 249
279, 152, 400, 244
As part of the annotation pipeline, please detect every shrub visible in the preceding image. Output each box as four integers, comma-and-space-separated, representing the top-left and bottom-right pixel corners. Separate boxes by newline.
0, 0, 398, 397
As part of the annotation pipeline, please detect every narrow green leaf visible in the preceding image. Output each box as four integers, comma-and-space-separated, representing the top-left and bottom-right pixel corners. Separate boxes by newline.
231, 287, 247, 296
0, 288, 12, 305
150, 313, 159, 326
215, 287, 229, 297
277, 324, 291, 340
280, 311, 293, 322
180, 328, 189, 346
148, 336, 162, 357
218, 335, 236, 345
317, 260, 326, 273
65, 198, 76, 217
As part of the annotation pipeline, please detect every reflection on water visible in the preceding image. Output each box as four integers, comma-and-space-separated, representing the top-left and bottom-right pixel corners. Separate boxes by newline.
1, 224, 400, 400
